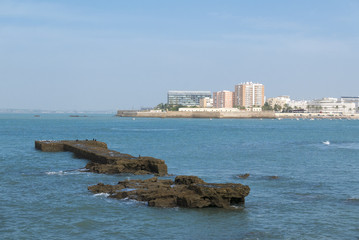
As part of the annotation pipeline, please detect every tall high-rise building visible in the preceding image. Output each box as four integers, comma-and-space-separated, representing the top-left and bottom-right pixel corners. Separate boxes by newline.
213, 91, 234, 108
167, 91, 212, 106
234, 82, 265, 107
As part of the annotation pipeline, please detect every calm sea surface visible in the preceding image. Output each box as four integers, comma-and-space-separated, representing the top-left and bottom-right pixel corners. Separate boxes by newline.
1, 114, 359, 239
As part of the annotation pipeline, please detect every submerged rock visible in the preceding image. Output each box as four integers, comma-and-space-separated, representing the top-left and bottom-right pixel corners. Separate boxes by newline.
88, 175, 250, 209
238, 173, 250, 179
268, 176, 279, 180
35, 140, 168, 176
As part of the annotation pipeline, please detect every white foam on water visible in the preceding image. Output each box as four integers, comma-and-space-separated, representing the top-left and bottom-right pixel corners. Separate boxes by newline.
45, 169, 88, 176
94, 193, 110, 197
45, 171, 64, 175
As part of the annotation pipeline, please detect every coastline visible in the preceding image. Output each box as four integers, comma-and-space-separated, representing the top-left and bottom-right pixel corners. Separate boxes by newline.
116, 110, 359, 119
116, 110, 275, 119
275, 112, 359, 119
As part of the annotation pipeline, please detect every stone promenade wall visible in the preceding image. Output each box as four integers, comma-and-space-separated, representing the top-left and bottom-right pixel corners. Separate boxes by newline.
117, 111, 275, 119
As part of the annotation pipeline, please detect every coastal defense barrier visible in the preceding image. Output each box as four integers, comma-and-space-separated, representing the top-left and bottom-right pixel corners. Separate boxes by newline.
36, 140, 251, 209
35, 140, 107, 152
35, 140, 168, 176
116, 110, 275, 118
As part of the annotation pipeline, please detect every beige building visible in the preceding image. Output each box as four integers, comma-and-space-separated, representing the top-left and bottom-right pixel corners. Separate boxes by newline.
199, 97, 213, 108
213, 91, 234, 108
234, 82, 265, 107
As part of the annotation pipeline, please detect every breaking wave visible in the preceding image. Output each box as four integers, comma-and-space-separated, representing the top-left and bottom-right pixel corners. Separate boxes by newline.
94, 193, 110, 197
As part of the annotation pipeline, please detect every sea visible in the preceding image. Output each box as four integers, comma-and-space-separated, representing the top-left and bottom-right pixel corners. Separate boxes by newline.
1, 114, 358, 240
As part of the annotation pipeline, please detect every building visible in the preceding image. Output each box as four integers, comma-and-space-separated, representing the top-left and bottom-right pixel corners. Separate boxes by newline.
199, 97, 213, 108
179, 107, 240, 112
287, 100, 308, 111
213, 91, 234, 108
307, 98, 356, 114
341, 97, 359, 113
167, 91, 212, 106
234, 82, 265, 107
267, 96, 290, 109
267, 96, 308, 112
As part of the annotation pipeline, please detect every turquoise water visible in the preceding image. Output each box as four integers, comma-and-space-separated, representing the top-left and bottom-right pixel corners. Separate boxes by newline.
1, 114, 359, 239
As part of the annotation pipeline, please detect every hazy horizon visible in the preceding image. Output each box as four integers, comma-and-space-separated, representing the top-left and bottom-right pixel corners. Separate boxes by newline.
1, 0, 359, 111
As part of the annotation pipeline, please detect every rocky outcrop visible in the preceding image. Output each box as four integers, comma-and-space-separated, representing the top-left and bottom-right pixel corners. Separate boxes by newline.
238, 173, 250, 179
88, 175, 250, 209
35, 140, 167, 176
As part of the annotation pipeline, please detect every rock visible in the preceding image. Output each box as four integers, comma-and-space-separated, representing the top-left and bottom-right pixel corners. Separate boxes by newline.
88, 176, 250, 209
35, 140, 168, 176
238, 173, 250, 179
268, 176, 279, 180
174, 175, 205, 185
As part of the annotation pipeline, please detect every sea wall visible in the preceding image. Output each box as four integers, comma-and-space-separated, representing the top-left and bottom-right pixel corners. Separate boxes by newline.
35, 140, 168, 176
117, 110, 275, 118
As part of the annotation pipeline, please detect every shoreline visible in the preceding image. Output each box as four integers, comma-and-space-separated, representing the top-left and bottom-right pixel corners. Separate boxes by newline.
116, 110, 359, 119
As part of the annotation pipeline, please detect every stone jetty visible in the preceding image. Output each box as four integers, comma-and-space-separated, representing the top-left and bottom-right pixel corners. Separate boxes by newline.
35, 140, 168, 176
88, 175, 250, 209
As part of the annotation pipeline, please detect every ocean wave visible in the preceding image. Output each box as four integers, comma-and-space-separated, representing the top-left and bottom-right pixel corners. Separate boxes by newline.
45, 169, 87, 175
45, 171, 65, 175
94, 193, 110, 197
111, 128, 177, 132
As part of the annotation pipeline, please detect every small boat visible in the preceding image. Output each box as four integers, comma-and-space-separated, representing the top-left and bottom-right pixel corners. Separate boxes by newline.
322, 141, 330, 145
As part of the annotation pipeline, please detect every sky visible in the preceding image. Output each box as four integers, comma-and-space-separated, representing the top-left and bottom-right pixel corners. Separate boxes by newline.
1, 0, 359, 111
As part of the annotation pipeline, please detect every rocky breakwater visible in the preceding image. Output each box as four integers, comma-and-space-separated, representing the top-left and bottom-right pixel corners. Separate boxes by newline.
35, 140, 168, 176
88, 175, 250, 209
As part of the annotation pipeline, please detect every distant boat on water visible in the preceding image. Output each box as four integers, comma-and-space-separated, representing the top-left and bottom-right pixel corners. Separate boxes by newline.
323, 141, 330, 145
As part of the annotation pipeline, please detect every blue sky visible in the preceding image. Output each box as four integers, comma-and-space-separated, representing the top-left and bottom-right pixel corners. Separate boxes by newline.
1, 0, 359, 110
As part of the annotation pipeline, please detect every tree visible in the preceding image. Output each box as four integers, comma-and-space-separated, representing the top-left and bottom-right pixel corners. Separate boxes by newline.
274, 104, 282, 112
262, 102, 273, 111
154, 103, 185, 111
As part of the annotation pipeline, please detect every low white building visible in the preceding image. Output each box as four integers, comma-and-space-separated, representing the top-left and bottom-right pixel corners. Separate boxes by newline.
267, 96, 290, 108
307, 98, 355, 114
341, 97, 359, 113
246, 107, 262, 112
288, 100, 308, 111
179, 108, 241, 112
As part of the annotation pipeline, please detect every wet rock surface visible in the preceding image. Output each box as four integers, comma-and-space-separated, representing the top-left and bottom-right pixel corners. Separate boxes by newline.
238, 173, 250, 179
88, 175, 250, 209
35, 140, 168, 176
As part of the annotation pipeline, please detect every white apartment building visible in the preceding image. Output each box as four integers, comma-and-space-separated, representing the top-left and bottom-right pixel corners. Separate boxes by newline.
341, 97, 359, 113
267, 96, 290, 108
234, 82, 265, 107
307, 98, 355, 114
288, 100, 308, 111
